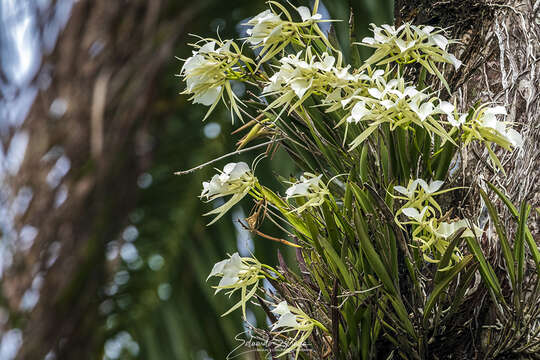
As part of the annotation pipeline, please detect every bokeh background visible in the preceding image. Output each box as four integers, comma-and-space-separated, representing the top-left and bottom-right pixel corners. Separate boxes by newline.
0, 1, 391, 359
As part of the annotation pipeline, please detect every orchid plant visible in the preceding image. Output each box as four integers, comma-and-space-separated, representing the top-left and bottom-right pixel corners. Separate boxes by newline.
176, 1, 538, 359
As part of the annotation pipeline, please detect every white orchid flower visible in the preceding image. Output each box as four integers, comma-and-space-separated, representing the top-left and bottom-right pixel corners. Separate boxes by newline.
410, 100, 435, 122
402, 206, 429, 223
358, 23, 461, 93
394, 178, 454, 231
437, 101, 468, 127
394, 179, 421, 199
270, 301, 328, 359
208, 253, 278, 319
333, 66, 357, 82
244, 2, 329, 65
181, 54, 223, 106
429, 34, 449, 50
340, 73, 456, 150
347, 101, 370, 123
200, 162, 257, 225
443, 53, 462, 70
313, 53, 335, 71
246, 10, 285, 45
473, 105, 524, 149
218, 162, 251, 183
207, 252, 248, 288
285, 173, 329, 213
285, 174, 322, 198
416, 179, 444, 194
180, 38, 254, 120
201, 174, 229, 199
433, 220, 483, 239
296, 6, 322, 22
263, 48, 355, 112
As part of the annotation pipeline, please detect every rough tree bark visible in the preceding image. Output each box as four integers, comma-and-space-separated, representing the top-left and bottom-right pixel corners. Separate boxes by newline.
395, 0, 539, 217
1, 1, 202, 359
396, 0, 539, 357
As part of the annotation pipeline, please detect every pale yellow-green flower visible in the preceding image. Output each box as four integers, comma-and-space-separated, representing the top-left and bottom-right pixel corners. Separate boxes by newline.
271, 301, 327, 359
470, 105, 523, 149
393, 179, 483, 263
179, 38, 254, 120
262, 48, 353, 113
453, 104, 523, 172
244, 1, 332, 65
208, 253, 263, 318
200, 162, 257, 225
285, 173, 329, 213
357, 23, 461, 91
341, 76, 454, 150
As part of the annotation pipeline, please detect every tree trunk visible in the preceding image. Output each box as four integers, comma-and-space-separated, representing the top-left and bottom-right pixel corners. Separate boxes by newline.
395, 0, 539, 356
395, 0, 539, 214
1, 1, 201, 359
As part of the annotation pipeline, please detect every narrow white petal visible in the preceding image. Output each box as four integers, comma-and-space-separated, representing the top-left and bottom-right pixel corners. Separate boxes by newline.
273, 312, 299, 329
207, 258, 229, 280
506, 128, 523, 148
430, 34, 448, 50
272, 301, 291, 316
362, 37, 376, 45
445, 54, 462, 70
194, 86, 221, 106
218, 275, 239, 288
428, 180, 444, 193
368, 88, 383, 99
402, 207, 421, 220
351, 102, 369, 121
296, 6, 312, 22
438, 101, 455, 115
416, 179, 429, 193
394, 186, 409, 196
198, 41, 216, 54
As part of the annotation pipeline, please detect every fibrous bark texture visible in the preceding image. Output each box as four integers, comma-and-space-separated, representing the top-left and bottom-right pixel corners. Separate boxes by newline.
396, 0, 539, 216
397, 0, 539, 357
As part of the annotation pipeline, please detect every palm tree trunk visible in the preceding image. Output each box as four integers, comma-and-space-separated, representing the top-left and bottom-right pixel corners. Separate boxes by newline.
395, 0, 539, 356
395, 0, 539, 214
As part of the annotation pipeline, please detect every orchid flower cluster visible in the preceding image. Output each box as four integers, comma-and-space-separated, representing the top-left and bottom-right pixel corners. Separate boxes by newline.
245, 1, 331, 64
262, 49, 348, 112
179, 11, 522, 160
359, 23, 461, 91
177, 0, 532, 358
207, 252, 323, 358
340, 75, 455, 149
394, 178, 482, 262
179, 38, 256, 120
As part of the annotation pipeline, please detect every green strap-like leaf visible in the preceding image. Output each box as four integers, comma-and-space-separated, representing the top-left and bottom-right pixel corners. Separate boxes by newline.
424, 255, 473, 326
479, 188, 516, 290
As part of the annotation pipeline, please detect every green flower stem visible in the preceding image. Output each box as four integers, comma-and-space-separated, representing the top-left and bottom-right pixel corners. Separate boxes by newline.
312, 319, 329, 333
261, 264, 285, 281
